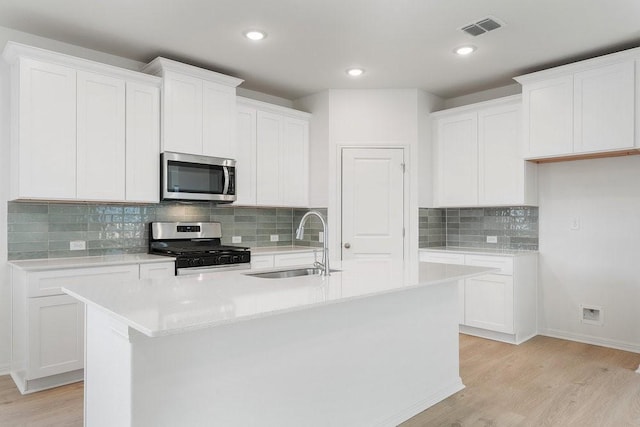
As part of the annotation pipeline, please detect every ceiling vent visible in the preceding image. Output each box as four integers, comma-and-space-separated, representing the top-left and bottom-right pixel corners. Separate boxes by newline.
461, 17, 503, 37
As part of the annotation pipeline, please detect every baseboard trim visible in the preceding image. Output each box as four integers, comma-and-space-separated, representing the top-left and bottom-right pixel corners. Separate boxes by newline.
539, 328, 640, 354
374, 377, 465, 427
0, 363, 10, 376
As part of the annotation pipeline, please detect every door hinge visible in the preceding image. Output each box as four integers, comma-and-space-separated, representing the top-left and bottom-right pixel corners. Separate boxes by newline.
401, 163, 406, 173
402, 227, 405, 237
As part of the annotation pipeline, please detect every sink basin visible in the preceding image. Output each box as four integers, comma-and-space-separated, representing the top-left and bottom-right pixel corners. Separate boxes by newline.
246, 267, 339, 279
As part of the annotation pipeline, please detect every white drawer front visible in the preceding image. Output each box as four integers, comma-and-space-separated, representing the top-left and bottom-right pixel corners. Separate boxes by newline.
274, 252, 317, 268
139, 262, 175, 279
464, 255, 513, 275
250, 255, 275, 270
419, 251, 465, 265
28, 265, 140, 297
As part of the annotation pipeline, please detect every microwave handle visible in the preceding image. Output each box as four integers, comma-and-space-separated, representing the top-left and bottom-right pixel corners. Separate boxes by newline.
223, 166, 230, 195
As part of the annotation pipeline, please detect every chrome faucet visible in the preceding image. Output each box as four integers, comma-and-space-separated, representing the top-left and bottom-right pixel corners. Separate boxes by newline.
295, 211, 330, 276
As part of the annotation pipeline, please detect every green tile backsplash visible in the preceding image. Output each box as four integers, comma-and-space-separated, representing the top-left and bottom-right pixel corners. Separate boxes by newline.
419, 206, 538, 251
8, 201, 326, 260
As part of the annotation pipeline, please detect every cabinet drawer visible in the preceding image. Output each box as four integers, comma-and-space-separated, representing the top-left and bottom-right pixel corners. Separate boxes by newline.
419, 251, 465, 265
139, 262, 175, 279
28, 265, 140, 297
250, 255, 275, 270
464, 255, 513, 275
273, 252, 317, 267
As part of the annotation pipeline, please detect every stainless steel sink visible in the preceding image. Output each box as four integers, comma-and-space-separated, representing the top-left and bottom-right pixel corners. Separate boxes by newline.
246, 267, 339, 279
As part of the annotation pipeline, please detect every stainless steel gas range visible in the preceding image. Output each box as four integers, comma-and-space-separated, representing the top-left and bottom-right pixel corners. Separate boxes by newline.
149, 222, 251, 275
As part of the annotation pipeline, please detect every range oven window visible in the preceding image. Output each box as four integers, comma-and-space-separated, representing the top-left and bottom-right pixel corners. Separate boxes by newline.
167, 160, 225, 195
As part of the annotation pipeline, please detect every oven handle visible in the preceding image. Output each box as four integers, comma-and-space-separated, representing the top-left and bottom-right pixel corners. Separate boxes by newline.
223, 166, 230, 195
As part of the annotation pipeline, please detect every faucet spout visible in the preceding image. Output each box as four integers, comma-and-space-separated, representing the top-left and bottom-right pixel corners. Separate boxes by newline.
295, 211, 330, 276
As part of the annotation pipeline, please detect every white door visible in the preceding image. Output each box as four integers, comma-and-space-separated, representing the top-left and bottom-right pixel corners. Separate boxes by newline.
341, 148, 404, 260
163, 71, 203, 154
202, 81, 237, 159
281, 116, 309, 207
256, 110, 282, 205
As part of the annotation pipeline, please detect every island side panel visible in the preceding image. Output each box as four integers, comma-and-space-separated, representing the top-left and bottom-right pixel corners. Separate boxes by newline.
122, 282, 461, 427
84, 306, 133, 427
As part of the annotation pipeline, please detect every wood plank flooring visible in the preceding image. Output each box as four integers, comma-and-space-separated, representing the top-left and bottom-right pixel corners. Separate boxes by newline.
1, 334, 639, 426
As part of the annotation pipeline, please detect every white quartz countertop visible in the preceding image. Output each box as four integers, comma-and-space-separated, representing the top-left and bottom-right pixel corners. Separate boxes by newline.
63, 260, 494, 338
420, 246, 538, 257
248, 246, 318, 255
8, 254, 174, 271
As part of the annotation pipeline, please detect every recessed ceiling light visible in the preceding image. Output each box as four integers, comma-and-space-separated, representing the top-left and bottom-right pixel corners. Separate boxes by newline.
244, 30, 266, 41
454, 45, 476, 56
346, 68, 365, 77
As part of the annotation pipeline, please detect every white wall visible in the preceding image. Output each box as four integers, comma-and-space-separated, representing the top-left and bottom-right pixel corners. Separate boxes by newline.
537, 156, 640, 352
443, 83, 521, 109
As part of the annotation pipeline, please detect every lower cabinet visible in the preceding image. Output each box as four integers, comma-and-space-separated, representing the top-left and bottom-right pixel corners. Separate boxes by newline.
10, 261, 175, 394
250, 250, 318, 270
419, 250, 537, 344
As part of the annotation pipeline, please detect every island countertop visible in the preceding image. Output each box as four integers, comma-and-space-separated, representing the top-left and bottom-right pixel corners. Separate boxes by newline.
63, 260, 495, 337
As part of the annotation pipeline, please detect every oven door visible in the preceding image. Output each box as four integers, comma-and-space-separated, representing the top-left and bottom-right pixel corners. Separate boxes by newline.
161, 151, 236, 202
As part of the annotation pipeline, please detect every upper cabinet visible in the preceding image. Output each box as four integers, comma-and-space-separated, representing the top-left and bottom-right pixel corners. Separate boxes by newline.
432, 95, 537, 208
142, 58, 243, 159
515, 48, 640, 161
3, 42, 161, 203
236, 97, 310, 207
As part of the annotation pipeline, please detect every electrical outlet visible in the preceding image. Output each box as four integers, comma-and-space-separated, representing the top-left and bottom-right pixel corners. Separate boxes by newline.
232, 236, 242, 244
486, 235, 498, 244
70, 240, 86, 251
318, 231, 324, 243
270, 234, 279, 242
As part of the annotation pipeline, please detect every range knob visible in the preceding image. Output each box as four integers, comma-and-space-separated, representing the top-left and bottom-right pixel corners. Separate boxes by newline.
189, 258, 205, 267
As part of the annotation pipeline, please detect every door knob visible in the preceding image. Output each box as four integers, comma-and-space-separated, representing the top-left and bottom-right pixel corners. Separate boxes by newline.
344, 243, 351, 249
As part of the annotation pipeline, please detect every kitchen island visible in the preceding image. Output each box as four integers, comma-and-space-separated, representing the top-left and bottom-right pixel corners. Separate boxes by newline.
63, 260, 494, 427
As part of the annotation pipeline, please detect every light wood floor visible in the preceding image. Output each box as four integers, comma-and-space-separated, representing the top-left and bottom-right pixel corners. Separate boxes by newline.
1, 335, 639, 426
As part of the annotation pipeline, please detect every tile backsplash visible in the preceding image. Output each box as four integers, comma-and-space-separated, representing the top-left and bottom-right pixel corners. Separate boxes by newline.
419, 206, 538, 251
8, 201, 326, 260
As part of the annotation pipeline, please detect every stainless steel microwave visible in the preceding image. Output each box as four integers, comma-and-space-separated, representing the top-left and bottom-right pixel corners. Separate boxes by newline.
161, 152, 236, 203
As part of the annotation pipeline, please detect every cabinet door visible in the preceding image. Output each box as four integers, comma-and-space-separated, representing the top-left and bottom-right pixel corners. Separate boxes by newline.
256, 111, 282, 205
478, 103, 523, 205
17, 58, 76, 199
163, 71, 203, 154
574, 61, 635, 153
464, 273, 514, 334
76, 71, 126, 201
236, 105, 257, 205
139, 262, 175, 279
436, 113, 478, 206
281, 117, 309, 207
522, 76, 573, 158
202, 81, 237, 159
126, 82, 160, 203
27, 295, 84, 379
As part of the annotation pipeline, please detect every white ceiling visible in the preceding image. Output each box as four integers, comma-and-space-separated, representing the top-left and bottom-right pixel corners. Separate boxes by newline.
0, 0, 639, 100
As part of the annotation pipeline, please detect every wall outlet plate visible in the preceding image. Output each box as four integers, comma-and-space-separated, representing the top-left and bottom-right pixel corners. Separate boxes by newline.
232, 236, 242, 244
270, 235, 279, 242
486, 236, 498, 243
70, 240, 86, 251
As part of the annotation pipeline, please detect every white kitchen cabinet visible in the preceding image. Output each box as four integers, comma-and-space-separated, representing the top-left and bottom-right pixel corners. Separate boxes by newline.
237, 97, 311, 207
250, 254, 275, 270
10, 260, 174, 394
432, 95, 536, 207
9, 57, 77, 200
419, 249, 537, 344
143, 57, 243, 158
126, 82, 161, 202
436, 112, 478, 206
236, 105, 257, 205
76, 70, 126, 200
3, 42, 162, 203
515, 48, 640, 160
27, 295, 84, 380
